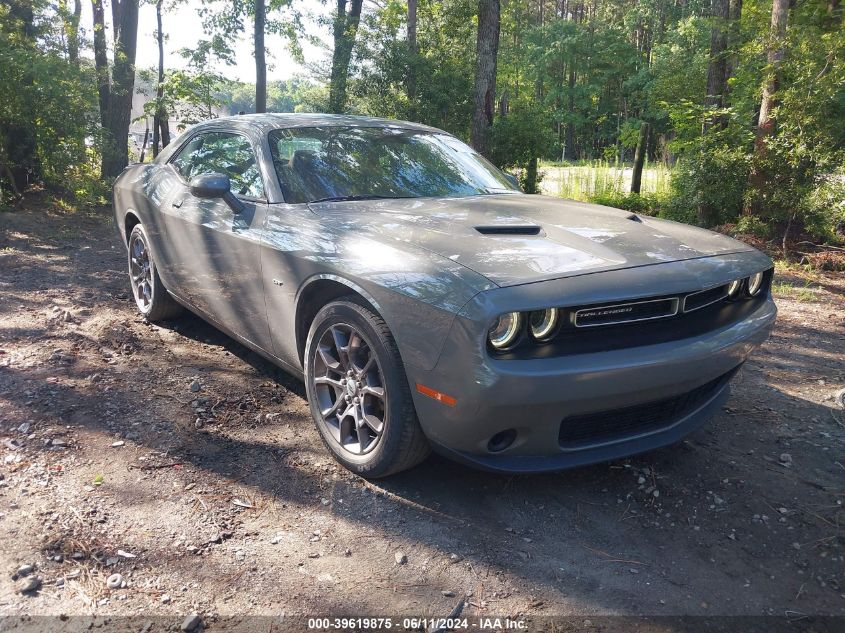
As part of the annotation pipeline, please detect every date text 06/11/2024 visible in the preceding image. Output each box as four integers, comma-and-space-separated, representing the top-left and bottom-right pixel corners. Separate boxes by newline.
306, 617, 528, 630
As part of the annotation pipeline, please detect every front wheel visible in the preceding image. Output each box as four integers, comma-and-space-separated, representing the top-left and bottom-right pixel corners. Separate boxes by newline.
304, 298, 430, 477
127, 223, 183, 322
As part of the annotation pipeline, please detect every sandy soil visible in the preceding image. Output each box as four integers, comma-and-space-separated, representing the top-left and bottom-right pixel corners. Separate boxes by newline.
0, 198, 843, 631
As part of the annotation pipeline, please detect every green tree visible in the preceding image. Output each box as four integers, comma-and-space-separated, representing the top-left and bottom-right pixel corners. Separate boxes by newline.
470, 0, 500, 157
1, 0, 98, 202
328, 0, 364, 113
200, 0, 303, 114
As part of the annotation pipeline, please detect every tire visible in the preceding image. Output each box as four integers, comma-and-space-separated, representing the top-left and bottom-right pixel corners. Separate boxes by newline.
304, 297, 430, 477
127, 223, 183, 322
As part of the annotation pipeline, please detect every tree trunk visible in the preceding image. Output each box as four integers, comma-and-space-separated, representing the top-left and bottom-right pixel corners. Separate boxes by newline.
91, 0, 110, 130
470, 0, 500, 158
564, 61, 576, 160
152, 116, 160, 158
744, 0, 789, 216
139, 120, 149, 163
153, 0, 169, 149
498, 90, 508, 117
101, 0, 140, 179
756, 0, 789, 141
524, 156, 539, 194
60, 0, 82, 65
328, 0, 364, 114
725, 0, 742, 92
71, 0, 82, 64
630, 122, 650, 194
152, 0, 164, 157
255, 0, 267, 113
406, 0, 417, 117
0, 151, 23, 201
160, 118, 171, 149
697, 0, 731, 226
704, 0, 730, 114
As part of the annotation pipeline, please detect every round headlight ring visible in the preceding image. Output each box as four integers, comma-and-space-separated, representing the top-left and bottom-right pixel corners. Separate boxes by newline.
529, 308, 559, 341
747, 272, 764, 296
488, 312, 522, 350
727, 279, 743, 300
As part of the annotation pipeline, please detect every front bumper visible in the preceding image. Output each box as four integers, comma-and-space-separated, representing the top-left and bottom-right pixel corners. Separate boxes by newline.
406, 293, 776, 474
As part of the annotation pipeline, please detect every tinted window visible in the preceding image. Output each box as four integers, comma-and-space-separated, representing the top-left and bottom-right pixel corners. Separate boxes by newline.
171, 132, 264, 198
269, 126, 518, 204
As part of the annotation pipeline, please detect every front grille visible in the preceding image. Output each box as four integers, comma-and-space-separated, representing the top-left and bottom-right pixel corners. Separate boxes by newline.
683, 284, 729, 312
558, 370, 735, 449
573, 297, 678, 327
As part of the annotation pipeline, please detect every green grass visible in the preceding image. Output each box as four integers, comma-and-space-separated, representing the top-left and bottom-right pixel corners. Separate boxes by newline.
771, 279, 817, 302
539, 159, 672, 202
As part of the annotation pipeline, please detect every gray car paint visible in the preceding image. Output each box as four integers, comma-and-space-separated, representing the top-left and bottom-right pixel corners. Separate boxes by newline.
406, 252, 776, 471
113, 113, 776, 472
308, 195, 754, 288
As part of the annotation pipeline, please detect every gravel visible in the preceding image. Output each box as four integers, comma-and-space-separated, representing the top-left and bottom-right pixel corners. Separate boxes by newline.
181, 614, 203, 631
17, 576, 41, 595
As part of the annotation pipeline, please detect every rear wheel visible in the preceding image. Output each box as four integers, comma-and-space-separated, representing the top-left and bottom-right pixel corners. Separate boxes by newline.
304, 298, 430, 477
127, 223, 183, 322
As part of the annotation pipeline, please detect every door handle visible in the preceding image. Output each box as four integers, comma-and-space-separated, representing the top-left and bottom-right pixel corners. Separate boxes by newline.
172, 198, 184, 209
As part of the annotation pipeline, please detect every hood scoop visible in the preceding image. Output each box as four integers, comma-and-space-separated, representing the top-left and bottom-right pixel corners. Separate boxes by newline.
626, 213, 643, 223
475, 224, 543, 236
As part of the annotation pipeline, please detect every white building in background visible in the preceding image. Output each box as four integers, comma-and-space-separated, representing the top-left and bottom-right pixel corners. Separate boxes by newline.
127, 76, 227, 159
128, 85, 179, 159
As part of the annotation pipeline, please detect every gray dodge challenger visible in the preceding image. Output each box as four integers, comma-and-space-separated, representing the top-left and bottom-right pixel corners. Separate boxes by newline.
113, 114, 777, 477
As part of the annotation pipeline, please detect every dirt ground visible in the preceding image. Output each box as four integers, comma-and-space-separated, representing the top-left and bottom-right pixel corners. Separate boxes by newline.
1, 199, 844, 631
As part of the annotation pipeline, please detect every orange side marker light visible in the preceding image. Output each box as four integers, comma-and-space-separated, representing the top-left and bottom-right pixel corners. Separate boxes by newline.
415, 383, 457, 407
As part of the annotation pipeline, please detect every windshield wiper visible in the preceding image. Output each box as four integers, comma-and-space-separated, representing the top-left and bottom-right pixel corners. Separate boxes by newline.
308, 194, 414, 203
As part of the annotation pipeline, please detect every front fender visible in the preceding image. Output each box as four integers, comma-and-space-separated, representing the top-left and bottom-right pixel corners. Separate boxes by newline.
294, 253, 493, 371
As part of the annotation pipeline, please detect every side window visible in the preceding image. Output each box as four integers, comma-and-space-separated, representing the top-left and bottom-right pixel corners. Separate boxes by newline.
171, 135, 203, 181
170, 132, 265, 199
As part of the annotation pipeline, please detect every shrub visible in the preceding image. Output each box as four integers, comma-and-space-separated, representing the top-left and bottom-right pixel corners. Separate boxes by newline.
663, 146, 750, 227
491, 104, 553, 193
590, 191, 662, 216
731, 215, 773, 239
802, 170, 845, 243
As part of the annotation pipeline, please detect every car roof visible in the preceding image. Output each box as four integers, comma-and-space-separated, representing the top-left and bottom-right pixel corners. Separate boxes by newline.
189, 113, 444, 135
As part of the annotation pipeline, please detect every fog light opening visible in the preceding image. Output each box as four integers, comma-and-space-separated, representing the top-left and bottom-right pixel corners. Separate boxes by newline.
487, 429, 517, 453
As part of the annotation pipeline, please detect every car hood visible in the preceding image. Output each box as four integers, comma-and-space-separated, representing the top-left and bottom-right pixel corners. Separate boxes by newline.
310, 194, 754, 287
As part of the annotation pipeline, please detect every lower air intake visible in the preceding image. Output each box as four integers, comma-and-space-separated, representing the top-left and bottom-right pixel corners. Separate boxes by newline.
558, 370, 736, 449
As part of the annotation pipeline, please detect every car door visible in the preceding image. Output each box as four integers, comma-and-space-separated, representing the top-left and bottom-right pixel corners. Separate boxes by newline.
159, 131, 273, 352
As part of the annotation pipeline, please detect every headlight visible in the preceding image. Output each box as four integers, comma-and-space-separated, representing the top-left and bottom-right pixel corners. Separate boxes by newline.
488, 312, 522, 349
529, 308, 559, 341
727, 279, 743, 299
747, 272, 764, 296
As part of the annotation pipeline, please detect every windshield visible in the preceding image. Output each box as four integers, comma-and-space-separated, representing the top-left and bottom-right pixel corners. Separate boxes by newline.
269, 126, 519, 204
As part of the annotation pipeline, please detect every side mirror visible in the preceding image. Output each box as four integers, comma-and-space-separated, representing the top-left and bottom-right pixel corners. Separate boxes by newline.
504, 172, 521, 191
190, 172, 230, 198
189, 173, 245, 214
